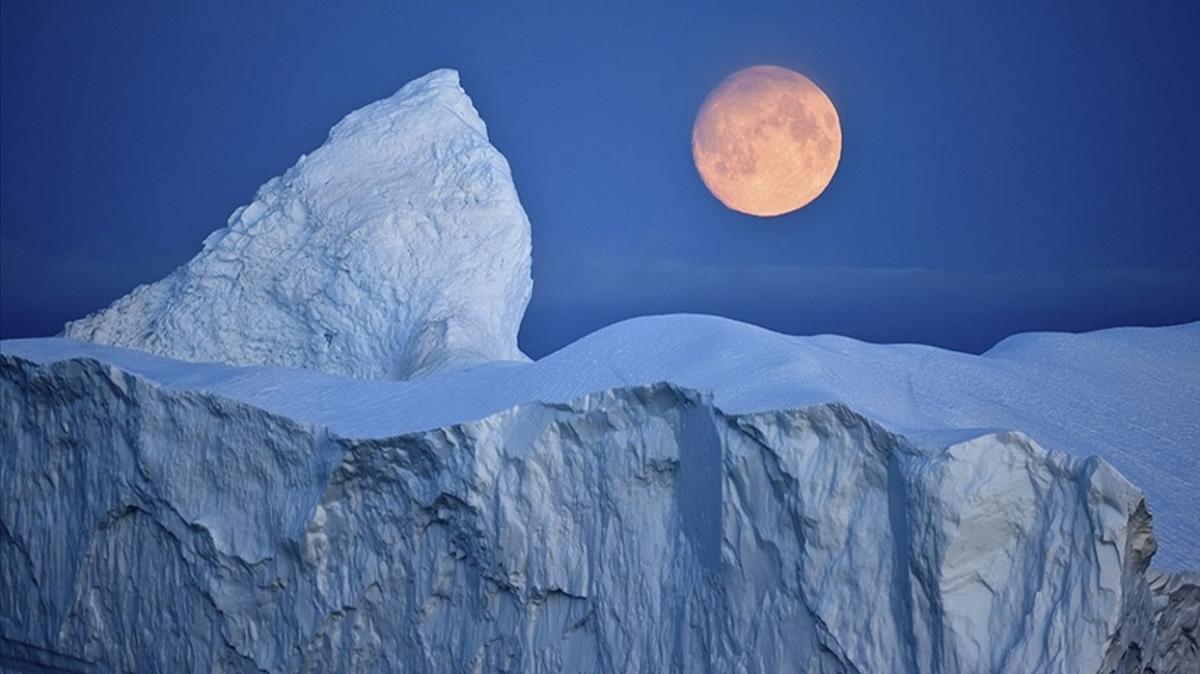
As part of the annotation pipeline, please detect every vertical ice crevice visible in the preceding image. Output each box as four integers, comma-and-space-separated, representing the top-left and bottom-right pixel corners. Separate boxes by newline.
676, 399, 723, 572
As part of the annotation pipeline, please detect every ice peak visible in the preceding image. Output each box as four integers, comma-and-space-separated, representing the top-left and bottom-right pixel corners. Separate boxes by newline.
64, 69, 533, 380
395, 67, 465, 98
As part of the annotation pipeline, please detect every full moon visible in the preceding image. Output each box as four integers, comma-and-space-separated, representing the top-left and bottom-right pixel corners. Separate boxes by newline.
692, 65, 842, 217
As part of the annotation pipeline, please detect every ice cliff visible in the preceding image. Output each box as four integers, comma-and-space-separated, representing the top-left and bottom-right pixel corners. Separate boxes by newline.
1, 352, 1196, 673
63, 69, 533, 380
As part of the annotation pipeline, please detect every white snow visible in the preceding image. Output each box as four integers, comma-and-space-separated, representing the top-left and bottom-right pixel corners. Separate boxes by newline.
62, 69, 533, 380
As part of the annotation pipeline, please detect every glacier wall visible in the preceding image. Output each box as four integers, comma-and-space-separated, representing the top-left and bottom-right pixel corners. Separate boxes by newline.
2, 353, 1195, 673
63, 69, 533, 380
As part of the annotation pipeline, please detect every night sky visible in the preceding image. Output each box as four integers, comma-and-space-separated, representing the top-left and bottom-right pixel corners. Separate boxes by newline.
2, 2, 1198, 357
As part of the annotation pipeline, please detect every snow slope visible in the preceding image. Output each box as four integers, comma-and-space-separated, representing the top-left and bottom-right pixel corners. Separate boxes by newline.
6, 316, 1198, 569
63, 69, 533, 380
1, 354, 1193, 672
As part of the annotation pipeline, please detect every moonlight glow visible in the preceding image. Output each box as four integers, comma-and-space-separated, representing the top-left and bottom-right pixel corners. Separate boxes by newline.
692, 65, 842, 217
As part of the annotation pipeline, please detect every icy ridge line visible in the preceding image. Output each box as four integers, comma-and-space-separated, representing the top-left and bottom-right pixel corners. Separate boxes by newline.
63, 68, 534, 381
1, 353, 1195, 673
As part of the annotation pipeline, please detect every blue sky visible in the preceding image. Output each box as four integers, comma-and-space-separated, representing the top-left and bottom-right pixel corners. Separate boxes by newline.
2, 2, 1198, 356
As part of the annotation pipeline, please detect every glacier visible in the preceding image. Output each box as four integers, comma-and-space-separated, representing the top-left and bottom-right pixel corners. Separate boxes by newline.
62, 69, 533, 380
3, 67, 1199, 672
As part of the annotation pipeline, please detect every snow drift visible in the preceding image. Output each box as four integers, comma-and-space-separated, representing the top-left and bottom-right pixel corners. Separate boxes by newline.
63, 69, 533, 380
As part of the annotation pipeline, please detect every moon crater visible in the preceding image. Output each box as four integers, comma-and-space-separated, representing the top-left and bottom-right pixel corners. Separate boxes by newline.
692, 65, 842, 217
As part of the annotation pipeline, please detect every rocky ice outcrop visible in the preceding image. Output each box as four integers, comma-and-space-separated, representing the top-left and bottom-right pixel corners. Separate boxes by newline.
1, 352, 1196, 673
1145, 570, 1200, 673
63, 69, 533, 380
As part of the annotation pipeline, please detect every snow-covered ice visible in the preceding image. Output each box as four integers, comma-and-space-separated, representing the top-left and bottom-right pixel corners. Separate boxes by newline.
2, 343, 1196, 672
63, 69, 533, 380
8, 316, 1198, 570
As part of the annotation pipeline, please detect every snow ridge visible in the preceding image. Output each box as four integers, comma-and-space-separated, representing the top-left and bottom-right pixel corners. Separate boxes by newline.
63, 69, 533, 380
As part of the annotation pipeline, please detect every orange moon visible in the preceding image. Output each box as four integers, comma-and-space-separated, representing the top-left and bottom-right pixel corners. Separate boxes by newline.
692, 65, 842, 217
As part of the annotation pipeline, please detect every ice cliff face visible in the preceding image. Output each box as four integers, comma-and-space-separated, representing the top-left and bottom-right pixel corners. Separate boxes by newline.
2, 353, 1195, 673
63, 69, 533, 380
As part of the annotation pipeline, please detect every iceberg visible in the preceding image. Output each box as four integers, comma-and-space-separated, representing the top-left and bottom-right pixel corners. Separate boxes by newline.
1, 343, 1197, 672
2, 69, 1197, 672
